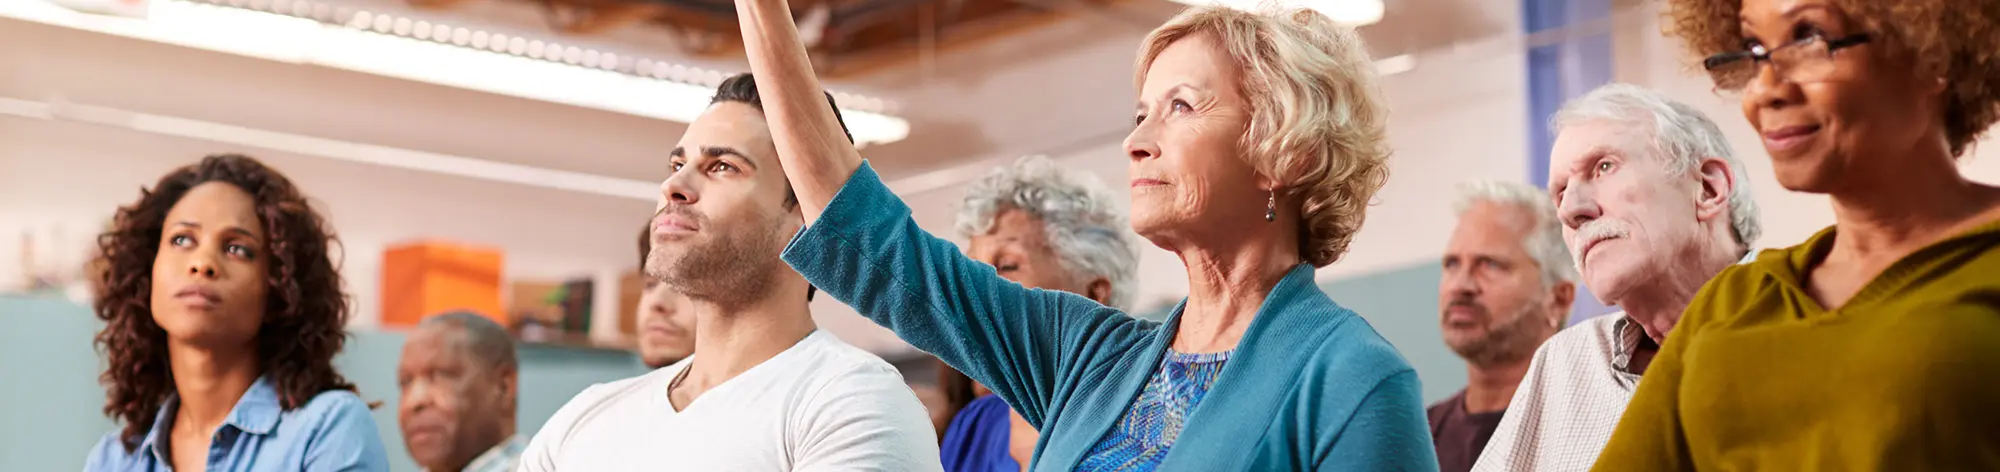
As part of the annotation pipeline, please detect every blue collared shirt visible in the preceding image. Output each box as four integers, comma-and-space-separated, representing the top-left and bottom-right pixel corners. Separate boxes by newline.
83, 376, 390, 472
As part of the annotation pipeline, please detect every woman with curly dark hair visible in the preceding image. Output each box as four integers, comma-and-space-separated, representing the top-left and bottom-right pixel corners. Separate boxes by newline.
82, 154, 389, 471
1593, 0, 2000, 470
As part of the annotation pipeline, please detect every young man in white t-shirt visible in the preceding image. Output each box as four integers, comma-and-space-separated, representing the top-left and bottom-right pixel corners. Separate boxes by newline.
517, 73, 942, 472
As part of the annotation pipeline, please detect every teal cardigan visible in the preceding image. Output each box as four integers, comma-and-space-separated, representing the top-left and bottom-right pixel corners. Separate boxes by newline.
782, 163, 1438, 471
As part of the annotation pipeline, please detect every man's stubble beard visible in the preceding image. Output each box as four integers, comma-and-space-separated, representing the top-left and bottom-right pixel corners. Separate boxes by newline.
1447, 299, 1556, 368
644, 208, 785, 309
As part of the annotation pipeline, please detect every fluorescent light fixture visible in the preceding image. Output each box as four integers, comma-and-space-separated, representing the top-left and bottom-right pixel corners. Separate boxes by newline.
0, 95, 956, 200
0, 0, 912, 146
1374, 53, 1416, 76
0, 96, 663, 200
1166, 0, 1385, 26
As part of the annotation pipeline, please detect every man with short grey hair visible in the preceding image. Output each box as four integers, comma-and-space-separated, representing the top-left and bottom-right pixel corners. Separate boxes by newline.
398, 312, 523, 472
1429, 180, 1577, 472
1471, 83, 1759, 471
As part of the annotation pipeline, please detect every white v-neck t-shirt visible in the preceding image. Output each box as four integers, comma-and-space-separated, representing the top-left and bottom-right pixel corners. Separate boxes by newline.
518, 330, 942, 471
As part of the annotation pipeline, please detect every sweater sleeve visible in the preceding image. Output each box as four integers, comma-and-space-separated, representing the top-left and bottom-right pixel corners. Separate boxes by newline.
780, 162, 1149, 427
1320, 370, 1440, 472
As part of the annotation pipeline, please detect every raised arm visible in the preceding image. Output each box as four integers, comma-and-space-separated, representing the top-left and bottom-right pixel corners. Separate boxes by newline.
736, 0, 1153, 427
733, 0, 860, 224
779, 163, 1151, 427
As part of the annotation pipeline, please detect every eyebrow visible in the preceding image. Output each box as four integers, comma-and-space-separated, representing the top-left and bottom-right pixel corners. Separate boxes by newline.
1783, 3, 1833, 18
173, 221, 259, 240
703, 146, 758, 170
1136, 84, 1201, 111
1568, 146, 1615, 174
1443, 252, 1513, 264
1743, 3, 1836, 30
669, 146, 758, 170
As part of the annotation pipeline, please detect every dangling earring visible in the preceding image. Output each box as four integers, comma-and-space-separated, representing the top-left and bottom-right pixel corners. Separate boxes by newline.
1264, 189, 1277, 222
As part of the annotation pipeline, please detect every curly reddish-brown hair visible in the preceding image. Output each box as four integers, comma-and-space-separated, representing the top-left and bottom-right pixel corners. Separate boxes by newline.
93, 154, 357, 452
1664, 0, 2000, 156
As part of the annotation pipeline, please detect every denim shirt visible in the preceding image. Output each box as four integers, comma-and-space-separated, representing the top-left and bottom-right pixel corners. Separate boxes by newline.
83, 376, 390, 472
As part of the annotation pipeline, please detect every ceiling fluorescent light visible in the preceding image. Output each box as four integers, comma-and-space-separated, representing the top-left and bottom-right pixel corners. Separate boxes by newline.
1374, 53, 1416, 76
0, 95, 662, 200
1166, 0, 1384, 26
0, 0, 912, 146
0, 95, 957, 201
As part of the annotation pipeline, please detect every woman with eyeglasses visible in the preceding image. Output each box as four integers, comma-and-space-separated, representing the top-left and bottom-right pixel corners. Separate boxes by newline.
1592, 0, 2000, 470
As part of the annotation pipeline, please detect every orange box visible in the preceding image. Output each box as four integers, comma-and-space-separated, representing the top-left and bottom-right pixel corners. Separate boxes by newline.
380, 241, 504, 329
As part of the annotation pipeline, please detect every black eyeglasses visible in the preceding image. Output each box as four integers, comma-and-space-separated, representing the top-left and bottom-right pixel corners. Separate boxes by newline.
1702, 33, 1871, 91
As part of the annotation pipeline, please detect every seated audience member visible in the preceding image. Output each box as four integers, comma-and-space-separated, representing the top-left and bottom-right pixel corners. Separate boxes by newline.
84, 154, 390, 471
1593, 0, 2000, 469
635, 224, 695, 369
399, 312, 523, 472
1430, 180, 1576, 472
1472, 84, 1758, 471
939, 156, 1139, 472
517, 73, 940, 471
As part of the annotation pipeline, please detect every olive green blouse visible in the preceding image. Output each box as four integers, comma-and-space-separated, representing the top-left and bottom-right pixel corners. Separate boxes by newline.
1592, 219, 2000, 471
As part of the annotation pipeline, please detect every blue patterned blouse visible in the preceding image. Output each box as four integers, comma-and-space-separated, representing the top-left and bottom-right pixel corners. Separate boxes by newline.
1074, 350, 1233, 471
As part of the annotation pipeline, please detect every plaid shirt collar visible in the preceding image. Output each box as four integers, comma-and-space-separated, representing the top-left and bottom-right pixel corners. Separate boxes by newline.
1609, 250, 1759, 374
453, 435, 527, 472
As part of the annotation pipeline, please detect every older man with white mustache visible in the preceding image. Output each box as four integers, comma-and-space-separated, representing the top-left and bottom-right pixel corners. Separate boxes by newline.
1469, 83, 1761, 472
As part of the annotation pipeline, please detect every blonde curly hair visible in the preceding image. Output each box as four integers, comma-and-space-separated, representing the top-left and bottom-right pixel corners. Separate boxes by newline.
1135, 6, 1391, 268
1664, 0, 2000, 157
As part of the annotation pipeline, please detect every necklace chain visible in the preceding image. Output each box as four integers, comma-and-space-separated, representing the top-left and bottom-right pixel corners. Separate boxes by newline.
668, 364, 692, 398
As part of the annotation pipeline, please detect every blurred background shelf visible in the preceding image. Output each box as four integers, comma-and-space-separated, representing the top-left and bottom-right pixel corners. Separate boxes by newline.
516, 329, 640, 354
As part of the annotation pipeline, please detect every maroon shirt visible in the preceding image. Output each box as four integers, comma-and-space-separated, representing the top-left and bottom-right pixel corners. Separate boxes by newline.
1426, 389, 1505, 472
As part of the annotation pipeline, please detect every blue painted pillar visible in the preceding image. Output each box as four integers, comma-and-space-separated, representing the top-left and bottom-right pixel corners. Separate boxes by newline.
1523, 0, 1617, 324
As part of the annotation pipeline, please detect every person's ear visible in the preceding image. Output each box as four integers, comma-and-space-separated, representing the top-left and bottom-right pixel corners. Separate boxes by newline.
1693, 157, 1736, 225
1086, 278, 1113, 306
1549, 281, 1577, 329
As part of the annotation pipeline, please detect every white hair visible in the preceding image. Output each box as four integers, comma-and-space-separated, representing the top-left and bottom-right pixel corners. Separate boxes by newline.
1552, 83, 1762, 249
955, 156, 1139, 309
1453, 180, 1578, 288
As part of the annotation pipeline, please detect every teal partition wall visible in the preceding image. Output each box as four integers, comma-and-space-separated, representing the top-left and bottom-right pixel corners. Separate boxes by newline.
3, 259, 1467, 469
0, 296, 120, 472
1319, 262, 1462, 404
0, 295, 648, 472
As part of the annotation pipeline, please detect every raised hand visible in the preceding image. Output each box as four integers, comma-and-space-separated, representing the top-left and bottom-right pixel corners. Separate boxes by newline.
733, 0, 866, 224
